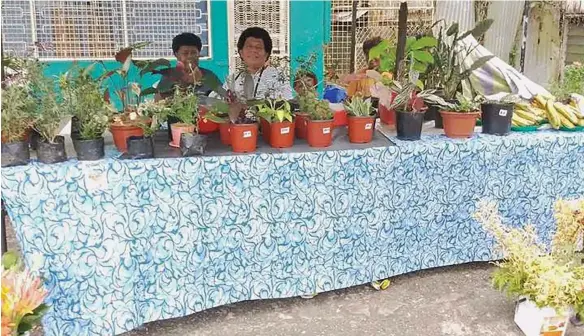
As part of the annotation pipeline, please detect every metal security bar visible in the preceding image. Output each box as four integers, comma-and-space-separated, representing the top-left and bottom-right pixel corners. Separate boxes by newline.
1, 0, 211, 60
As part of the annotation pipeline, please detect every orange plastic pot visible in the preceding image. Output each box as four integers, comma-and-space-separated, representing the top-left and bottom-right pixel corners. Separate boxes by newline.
198, 106, 219, 134
333, 110, 348, 127
230, 123, 258, 153
379, 104, 396, 126
269, 121, 295, 148
219, 122, 231, 145
260, 117, 271, 143
307, 119, 334, 148
110, 123, 145, 153
440, 110, 480, 139
295, 113, 309, 139
348, 116, 375, 143
170, 123, 195, 147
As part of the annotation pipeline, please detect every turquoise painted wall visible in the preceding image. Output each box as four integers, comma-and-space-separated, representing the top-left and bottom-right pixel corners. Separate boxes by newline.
41, 0, 330, 98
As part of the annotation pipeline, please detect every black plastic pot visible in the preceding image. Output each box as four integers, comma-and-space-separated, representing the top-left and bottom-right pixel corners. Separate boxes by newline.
73, 137, 105, 161
29, 129, 41, 150
396, 110, 424, 141
71, 117, 81, 138
180, 133, 207, 156
1, 141, 30, 167
433, 105, 444, 128
370, 97, 380, 116
481, 103, 514, 136
37, 136, 67, 164
126, 136, 154, 159
424, 88, 444, 121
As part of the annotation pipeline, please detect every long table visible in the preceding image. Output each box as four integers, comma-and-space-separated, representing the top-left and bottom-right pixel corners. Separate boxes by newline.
2, 125, 584, 336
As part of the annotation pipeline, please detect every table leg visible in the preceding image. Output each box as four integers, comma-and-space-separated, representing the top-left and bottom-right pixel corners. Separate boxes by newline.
1, 200, 7, 254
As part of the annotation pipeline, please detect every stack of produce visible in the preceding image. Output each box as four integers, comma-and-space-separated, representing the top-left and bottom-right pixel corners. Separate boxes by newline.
511, 94, 584, 129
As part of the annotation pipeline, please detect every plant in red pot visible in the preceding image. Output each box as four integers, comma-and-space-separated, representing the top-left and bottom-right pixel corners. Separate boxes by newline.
306, 98, 335, 148
168, 88, 199, 148
257, 98, 295, 148
439, 93, 481, 138
100, 42, 172, 152
204, 100, 231, 146
229, 105, 259, 153
344, 96, 375, 143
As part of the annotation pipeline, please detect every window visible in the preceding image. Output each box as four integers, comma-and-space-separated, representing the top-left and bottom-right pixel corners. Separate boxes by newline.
1, 0, 211, 60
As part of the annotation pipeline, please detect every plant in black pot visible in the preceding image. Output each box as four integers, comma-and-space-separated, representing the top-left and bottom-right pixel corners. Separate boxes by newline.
1, 84, 36, 167
126, 116, 157, 160
478, 96, 515, 136
60, 66, 115, 161
424, 19, 494, 128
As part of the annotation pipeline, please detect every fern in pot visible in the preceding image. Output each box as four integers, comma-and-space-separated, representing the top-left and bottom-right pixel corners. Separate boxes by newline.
60, 65, 115, 161
344, 96, 375, 144
1, 84, 36, 167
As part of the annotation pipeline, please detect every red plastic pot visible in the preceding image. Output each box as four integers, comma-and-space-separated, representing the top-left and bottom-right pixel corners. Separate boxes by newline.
269, 121, 294, 148
198, 106, 219, 134
440, 110, 480, 139
295, 113, 309, 139
307, 119, 334, 148
170, 123, 195, 147
379, 91, 398, 126
230, 123, 258, 153
110, 123, 145, 153
219, 122, 231, 145
260, 117, 271, 143
333, 110, 348, 127
348, 116, 375, 143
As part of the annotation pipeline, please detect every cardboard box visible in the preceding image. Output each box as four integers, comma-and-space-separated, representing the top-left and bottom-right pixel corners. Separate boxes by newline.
514, 298, 569, 336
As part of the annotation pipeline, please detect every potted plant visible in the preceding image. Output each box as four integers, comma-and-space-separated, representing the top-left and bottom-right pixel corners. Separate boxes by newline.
439, 93, 481, 138
425, 19, 494, 129
100, 42, 171, 152
60, 65, 115, 161
306, 98, 334, 148
168, 87, 199, 148
474, 200, 584, 336
204, 100, 231, 145
296, 89, 319, 139
1, 84, 35, 167
344, 96, 375, 143
479, 96, 515, 136
126, 115, 158, 160
229, 104, 259, 153
257, 98, 295, 148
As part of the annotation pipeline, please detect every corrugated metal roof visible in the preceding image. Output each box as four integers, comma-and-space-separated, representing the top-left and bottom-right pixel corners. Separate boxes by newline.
566, 0, 584, 14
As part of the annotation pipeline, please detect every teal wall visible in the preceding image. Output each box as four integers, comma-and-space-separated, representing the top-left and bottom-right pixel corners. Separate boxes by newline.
42, 0, 330, 97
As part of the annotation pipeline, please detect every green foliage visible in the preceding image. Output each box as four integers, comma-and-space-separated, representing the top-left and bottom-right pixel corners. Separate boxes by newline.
203, 100, 230, 124
344, 96, 373, 117
169, 87, 199, 126
425, 19, 494, 99
256, 99, 293, 123
549, 61, 584, 100
297, 89, 333, 120
447, 93, 481, 113
2, 251, 21, 270
60, 64, 115, 140
1, 84, 36, 143
369, 36, 437, 75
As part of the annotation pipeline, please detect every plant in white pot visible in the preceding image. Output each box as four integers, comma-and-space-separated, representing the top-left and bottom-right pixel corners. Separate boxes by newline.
474, 200, 584, 336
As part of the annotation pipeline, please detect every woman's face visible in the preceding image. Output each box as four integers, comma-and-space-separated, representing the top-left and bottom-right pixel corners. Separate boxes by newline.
175, 45, 200, 70
239, 37, 268, 70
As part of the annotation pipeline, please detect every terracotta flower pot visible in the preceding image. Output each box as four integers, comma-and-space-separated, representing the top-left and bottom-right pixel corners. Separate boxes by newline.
379, 104, 396, 126
348, 116, 375, 143
198, 106, 219, 134
269, 121, 295, 148
333, 110, 348, 127
440, 110, 480, 138
230, 123, 258, 153
110, 123, 145, 153
307, 119, 334, 148
170, 123, 195, 147
260, 117, 271, 143
219, 122, 231, 145
295, 113, 309, 139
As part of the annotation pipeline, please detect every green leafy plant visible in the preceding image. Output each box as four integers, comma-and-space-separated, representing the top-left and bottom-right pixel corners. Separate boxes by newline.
203, 99, 230, 124
425, 19, 494, 99
550, 61, 584, 101
256, 98, 293, 123
136, 115, 159, 138
368, 36, 437, 76
169, 86, 199, 126
59, 64, 115, 140
138, 99, 172, 123
445, 93, 481, 113
1, 85, 36, 143
344, 96, 373, 117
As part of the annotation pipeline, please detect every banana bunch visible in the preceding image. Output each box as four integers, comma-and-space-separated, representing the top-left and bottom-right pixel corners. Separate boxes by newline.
533, 94, 584, 129
512, 101, 545, 127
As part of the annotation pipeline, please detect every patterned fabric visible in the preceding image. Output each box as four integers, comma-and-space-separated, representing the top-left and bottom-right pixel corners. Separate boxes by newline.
2, 130, 584, 336
222, 66, 294, 100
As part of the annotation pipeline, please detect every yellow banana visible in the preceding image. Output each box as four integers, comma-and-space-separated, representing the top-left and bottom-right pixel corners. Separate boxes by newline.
514, 109, 537, 123
565, 105, 584, 119
533, 95, 548, 109
554, 102, 579, 124
512, 114, 535, 127
545, 100, 561, 129
578, 119, 584, 127
558, 113, 575, 129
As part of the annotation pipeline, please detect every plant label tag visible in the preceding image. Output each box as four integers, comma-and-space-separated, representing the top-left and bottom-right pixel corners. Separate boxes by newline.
281, 127, 290, 134
498, 109, 508, 117
365, 123, 373, 130
243, 131, 252, 138
57, 117, 72, 136
323, 127, 331, 134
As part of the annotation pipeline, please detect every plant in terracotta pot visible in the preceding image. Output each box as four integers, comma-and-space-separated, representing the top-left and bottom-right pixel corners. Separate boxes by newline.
305, 96, 334, 148
228, 103, 259, 153
1, 84, 35, 167
426, 19, 494, 129
296, 89, 319, 140
60, 65, 115, 161
344, 96, 375, 143
168, 87, 199, 148
204, 100, 231, 145
100, 42, 171, 152
257, 98, 295, 148
439, 93, 481, 138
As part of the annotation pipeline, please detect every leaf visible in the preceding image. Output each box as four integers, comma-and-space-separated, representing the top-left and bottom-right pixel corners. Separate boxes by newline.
140, 87, 158, 97
368, 40, 391, 60
410, 36, 438, 50
17, 321, 32, 333
470, 19, 494, 39
139, 58, 172, 76
276, 110, 285, 122
122, 56, 132, 73
460, 55, 494, 78
412, 62, 428, 73
129, 82, 141, 97
446, 23, 459, 36
115, 48, 132, 63
2, 251, 19, 269
412, 50, 434, 64
82, 62, 99, 77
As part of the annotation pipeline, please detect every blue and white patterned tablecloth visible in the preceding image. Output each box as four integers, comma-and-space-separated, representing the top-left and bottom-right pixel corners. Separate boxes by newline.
2, 130, 584, 336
